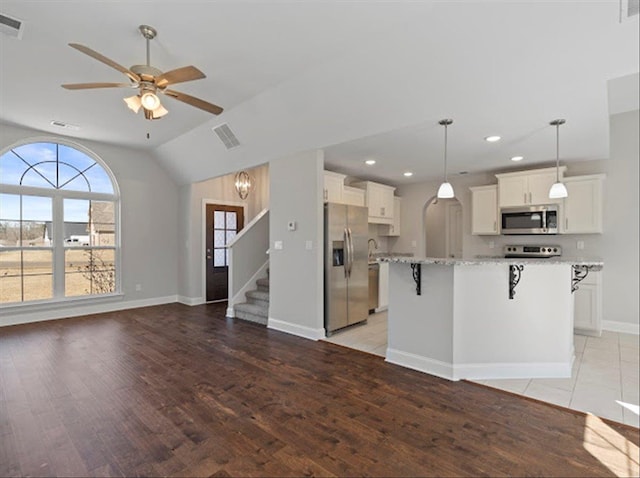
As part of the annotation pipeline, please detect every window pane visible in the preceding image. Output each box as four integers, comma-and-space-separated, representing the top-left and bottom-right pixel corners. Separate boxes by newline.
65, 249, 90, 297
13, 142, 57, 166
0, 250, 20, 278
57, 163, 90, 191
82, 165, 114, 194
213, 249, 225, 267
65, 272, 91, 297
0, 194, 20, 220
23, 275, 52, 301
22, 250, 52, 276
58, 144, 96, 171
0, 276, 21, 303
226, 230, 237, 244
214, 230, 225, 247
92, 249, 115, 271
22, 195, 52, 221
21, 169, 54, 189
20, 221, 47, 247
64, 199, 90, 222
64, 199, 89, 246
60, 175, 90, 192
89, 201, 115, 246
0, 152, 25, 185
90, 225, 116, 246
226, 212, 237, 231
214, 211, 225, 229
0, 220, 20, 246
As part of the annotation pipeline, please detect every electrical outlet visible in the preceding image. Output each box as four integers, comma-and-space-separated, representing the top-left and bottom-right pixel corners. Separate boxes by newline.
287, 221, 296, 231
305, 240, 313, 250
489, 241, 495, 249
274, 240, 283, 250
577, 241, 585, 250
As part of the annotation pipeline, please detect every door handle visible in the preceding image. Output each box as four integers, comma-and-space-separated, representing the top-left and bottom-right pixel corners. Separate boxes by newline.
347, 228, 354, 277
343, 228, 349, 278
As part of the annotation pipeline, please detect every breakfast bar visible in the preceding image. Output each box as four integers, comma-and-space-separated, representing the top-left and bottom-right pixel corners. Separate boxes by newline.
379, 256, 603, 381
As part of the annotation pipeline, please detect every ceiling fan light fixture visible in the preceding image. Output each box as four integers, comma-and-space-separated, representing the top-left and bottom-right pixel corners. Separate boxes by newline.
143, 104, 169, 120
140, 90, 160, 110
124, 95, 142, 113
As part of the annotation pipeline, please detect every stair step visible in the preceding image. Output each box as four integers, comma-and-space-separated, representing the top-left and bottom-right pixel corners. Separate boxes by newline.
256, 277, 270, 291
234, 302, 268, 326
246, 289, 269, 307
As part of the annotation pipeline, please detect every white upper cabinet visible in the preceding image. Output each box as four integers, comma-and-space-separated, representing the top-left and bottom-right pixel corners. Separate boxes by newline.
496, 167, 566, 207
470, 185, 499, 235
342, 186, 366, 207
380, 197, 402, 236
323, 171, 346, 203
353, 181, 396, 224
561, 174, 604, 234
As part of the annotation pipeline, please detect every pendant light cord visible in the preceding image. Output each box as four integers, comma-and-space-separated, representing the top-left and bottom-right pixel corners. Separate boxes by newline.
555, 122, 560, 182
443, 123, 448, 182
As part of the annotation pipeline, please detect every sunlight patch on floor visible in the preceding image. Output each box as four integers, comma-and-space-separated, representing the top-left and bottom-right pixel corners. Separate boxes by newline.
583, 413, 639, 477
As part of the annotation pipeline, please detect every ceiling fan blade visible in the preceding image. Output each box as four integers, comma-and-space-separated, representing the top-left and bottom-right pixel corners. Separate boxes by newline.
164, 89, 224, 115
155, 66, 205, 88
62, 82, 133, 90
68, 43, 140, 83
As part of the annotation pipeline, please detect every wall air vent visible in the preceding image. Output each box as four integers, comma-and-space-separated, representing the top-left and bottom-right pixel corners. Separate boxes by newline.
0, 13, 24, 39
620, 0, 639, 21
212, 123, 240, 150
50, 120, 80, 131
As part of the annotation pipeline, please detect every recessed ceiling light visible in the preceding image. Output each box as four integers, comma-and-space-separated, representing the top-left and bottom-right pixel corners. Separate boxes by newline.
364, 159, 376, 165
403, 172, 413, 177
511, 156, 524, 162
485, 135, 501, 142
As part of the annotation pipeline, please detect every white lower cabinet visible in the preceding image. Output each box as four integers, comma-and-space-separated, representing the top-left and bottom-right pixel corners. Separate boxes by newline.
377, 262, 389, 311
574, 271, 602, 336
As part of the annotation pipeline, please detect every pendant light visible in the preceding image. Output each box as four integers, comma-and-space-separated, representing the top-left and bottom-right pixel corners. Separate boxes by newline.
548, 119, 568, 199
437, 119, 455, 199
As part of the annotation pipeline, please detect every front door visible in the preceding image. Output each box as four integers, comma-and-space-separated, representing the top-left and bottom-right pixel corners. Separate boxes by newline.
205, 204, 244, 302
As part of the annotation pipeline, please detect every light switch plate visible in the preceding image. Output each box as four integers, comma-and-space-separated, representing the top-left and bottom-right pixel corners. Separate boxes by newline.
305, 240, 313, 250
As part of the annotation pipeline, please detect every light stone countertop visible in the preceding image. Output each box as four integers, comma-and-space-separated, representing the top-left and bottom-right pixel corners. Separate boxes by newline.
377, 255, 603, 270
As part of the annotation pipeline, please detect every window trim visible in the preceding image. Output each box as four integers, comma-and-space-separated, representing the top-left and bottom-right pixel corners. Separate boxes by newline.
0, 136, 121, 307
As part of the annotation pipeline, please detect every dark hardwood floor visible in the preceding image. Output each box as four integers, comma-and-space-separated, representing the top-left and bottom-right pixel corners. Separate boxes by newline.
1, 303, 638, 477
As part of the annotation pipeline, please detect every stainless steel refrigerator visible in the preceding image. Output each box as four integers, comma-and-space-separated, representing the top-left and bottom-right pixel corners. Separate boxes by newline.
324, 203, 369, 335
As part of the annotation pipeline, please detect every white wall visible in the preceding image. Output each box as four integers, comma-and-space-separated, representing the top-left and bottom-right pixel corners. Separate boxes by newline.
179, 164, 269, 302
0, 122, 179, 326
393, 110, 640, 331
267, 150, 324, 340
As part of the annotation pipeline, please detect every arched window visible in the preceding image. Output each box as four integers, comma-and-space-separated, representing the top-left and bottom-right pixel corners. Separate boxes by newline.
0, 140, 119, 305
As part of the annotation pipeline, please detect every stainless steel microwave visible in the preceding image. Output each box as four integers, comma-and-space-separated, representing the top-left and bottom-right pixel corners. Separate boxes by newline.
500, 205, 558, 235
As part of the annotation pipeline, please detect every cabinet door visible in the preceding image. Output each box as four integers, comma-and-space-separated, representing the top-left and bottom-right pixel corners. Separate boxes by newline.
574, 283, 601, 336
342, 187, 365, 207
471, 186, 498, 235
379, 186, 394, 219
381, 197, 402, 236
323, 172, 344, 203
498, 176, 528, 207
378, 262, 389, 310
563, 178, 603, 233
529, 172, 560, 205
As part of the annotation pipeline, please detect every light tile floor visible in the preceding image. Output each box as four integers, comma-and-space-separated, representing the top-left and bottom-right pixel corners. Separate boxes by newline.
323, 312, 640, 428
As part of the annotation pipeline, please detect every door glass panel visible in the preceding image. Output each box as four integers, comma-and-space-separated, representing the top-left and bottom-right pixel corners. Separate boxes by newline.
226, 212, 237, 230
226, 230, 236, 243
214, 230, 225, 247
214, 211, 225, 229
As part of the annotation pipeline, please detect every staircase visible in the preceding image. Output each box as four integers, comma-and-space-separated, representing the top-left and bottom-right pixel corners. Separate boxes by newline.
234, 270, 269, 326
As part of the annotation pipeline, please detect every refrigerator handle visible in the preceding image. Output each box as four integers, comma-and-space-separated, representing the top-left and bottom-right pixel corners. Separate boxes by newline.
347, 228, 354, 277
343, 228, 349, 278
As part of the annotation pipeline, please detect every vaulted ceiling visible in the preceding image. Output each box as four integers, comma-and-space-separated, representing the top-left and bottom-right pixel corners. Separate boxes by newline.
1, 1, 638, 186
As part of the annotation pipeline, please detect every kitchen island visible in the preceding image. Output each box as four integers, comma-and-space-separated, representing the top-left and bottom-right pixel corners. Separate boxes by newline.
379, 256, 603, 381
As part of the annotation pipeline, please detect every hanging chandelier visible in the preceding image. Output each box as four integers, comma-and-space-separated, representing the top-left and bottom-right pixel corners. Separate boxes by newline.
234, 171, 253, 199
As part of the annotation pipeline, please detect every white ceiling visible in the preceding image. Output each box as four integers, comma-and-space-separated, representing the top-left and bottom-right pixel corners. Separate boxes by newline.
1, 1, 638, 186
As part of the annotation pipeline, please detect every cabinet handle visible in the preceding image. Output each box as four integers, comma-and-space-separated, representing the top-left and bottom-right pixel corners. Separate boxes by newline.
381, 207, 385, 216
566, 218, 568, 230
493, 220, 497, 232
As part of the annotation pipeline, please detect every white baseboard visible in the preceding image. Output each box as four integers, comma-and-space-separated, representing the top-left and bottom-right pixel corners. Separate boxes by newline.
385, 348, 456, 381
603, 320, 639, 335
1, 295, 178, 328
177, 296, 205, 306
453, 361, 572, 380
267, 317, 325, 341
385, 348, 572, 381
226, 306, 234, 318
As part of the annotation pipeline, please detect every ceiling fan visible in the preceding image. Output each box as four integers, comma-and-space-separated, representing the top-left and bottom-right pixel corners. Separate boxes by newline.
62, 25, 223, 120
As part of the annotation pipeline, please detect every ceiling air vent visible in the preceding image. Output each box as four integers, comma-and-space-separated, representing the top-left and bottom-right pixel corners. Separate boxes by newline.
0, 13, 24, 39
50, 120, 80, 131
212, 123, 240, 150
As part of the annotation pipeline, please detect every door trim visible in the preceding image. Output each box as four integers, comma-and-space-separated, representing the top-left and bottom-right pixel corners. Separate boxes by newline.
201, 198, 247, 303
